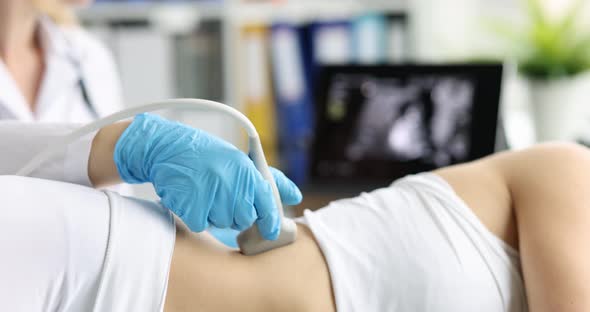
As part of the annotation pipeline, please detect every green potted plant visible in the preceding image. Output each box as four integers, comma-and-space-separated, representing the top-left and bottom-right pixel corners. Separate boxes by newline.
493, 0, 590, 141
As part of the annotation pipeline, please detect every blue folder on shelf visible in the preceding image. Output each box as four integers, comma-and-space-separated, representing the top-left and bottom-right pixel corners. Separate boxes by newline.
270, 22, 315, 185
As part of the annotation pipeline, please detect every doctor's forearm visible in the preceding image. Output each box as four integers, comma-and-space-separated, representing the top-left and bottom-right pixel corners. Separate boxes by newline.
88, 121, 131, 187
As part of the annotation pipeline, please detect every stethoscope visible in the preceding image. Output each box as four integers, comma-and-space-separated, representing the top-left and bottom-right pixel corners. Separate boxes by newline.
65, 40, 100, 120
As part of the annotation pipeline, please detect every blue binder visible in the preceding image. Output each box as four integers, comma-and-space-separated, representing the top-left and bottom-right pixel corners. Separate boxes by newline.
270, 22, 314, 185
269, 19, 353, 185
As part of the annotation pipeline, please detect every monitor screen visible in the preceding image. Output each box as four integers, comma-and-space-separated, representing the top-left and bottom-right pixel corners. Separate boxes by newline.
311, 64, 503, 183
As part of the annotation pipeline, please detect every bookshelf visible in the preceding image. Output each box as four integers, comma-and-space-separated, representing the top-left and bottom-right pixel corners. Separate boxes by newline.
78, 1, 225, 23
77, 0, 409, 107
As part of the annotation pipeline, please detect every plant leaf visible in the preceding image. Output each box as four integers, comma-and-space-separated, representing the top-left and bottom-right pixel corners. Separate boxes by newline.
525, 0, 548, 28
484, 0, 590, 79
570, 35, 590, 64
485, 19, 527, 43
556, 0, 585, 35
484, 18, 532, 57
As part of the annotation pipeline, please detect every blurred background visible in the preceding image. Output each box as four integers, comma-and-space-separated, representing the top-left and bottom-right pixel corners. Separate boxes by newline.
77, 0, 590, 213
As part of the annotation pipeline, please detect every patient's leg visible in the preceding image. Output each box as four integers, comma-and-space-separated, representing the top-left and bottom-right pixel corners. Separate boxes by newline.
435, 143, 590, 312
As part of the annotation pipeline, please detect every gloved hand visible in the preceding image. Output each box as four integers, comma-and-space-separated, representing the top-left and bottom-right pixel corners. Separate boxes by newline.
113, 113, 302, 240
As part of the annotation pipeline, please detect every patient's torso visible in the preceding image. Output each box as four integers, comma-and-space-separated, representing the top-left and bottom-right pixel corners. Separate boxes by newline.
0, 173, 526, 311
296, 173, 527, 312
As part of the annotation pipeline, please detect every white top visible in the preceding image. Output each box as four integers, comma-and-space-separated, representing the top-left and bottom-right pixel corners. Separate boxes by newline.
0, 176, 176, 312
0, 16, 123, 122
297, 173, 528, 311
0, 176, 109, 311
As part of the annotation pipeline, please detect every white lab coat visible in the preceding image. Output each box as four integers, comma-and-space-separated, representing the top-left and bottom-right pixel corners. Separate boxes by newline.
0, 122, 94, 185
0, 16, 123, 185
0, 16, 123, 123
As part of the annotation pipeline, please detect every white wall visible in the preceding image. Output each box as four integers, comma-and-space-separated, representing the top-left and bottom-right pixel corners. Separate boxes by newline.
410, 0, 524, 61
410, 0, 590, 62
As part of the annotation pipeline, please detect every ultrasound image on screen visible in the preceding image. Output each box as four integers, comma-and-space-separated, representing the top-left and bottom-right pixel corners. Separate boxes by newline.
312, 72, 486, 179
331, 75, 475, 167
312, 65, 503, 182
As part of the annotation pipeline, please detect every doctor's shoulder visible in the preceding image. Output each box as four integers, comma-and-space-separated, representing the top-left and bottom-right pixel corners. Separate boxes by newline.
60, 25, 124, 114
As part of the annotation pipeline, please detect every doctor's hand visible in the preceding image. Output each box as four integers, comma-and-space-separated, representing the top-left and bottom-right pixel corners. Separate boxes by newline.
112, 113, 302, 240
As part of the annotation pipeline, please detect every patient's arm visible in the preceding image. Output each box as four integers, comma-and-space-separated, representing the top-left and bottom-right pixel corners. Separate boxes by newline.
88, 121, 130, 187
164, 217, 336, 312
435, 143, 590, 312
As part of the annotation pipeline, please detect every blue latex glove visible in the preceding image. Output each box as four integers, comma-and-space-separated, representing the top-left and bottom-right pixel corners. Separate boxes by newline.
208, 227, 240, 248
114, 113, 302, 240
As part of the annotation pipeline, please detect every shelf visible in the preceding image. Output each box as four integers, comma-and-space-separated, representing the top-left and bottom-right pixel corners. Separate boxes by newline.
228, 1, 407, 24
77, 1, 225, 24
78, 0, 407, 25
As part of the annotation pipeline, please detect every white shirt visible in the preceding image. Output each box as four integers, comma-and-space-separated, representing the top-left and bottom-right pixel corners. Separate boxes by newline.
0, 121, 94, 185
297, 173, 527, 311
0, 16, 123, 123
0, 176, 175, 312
